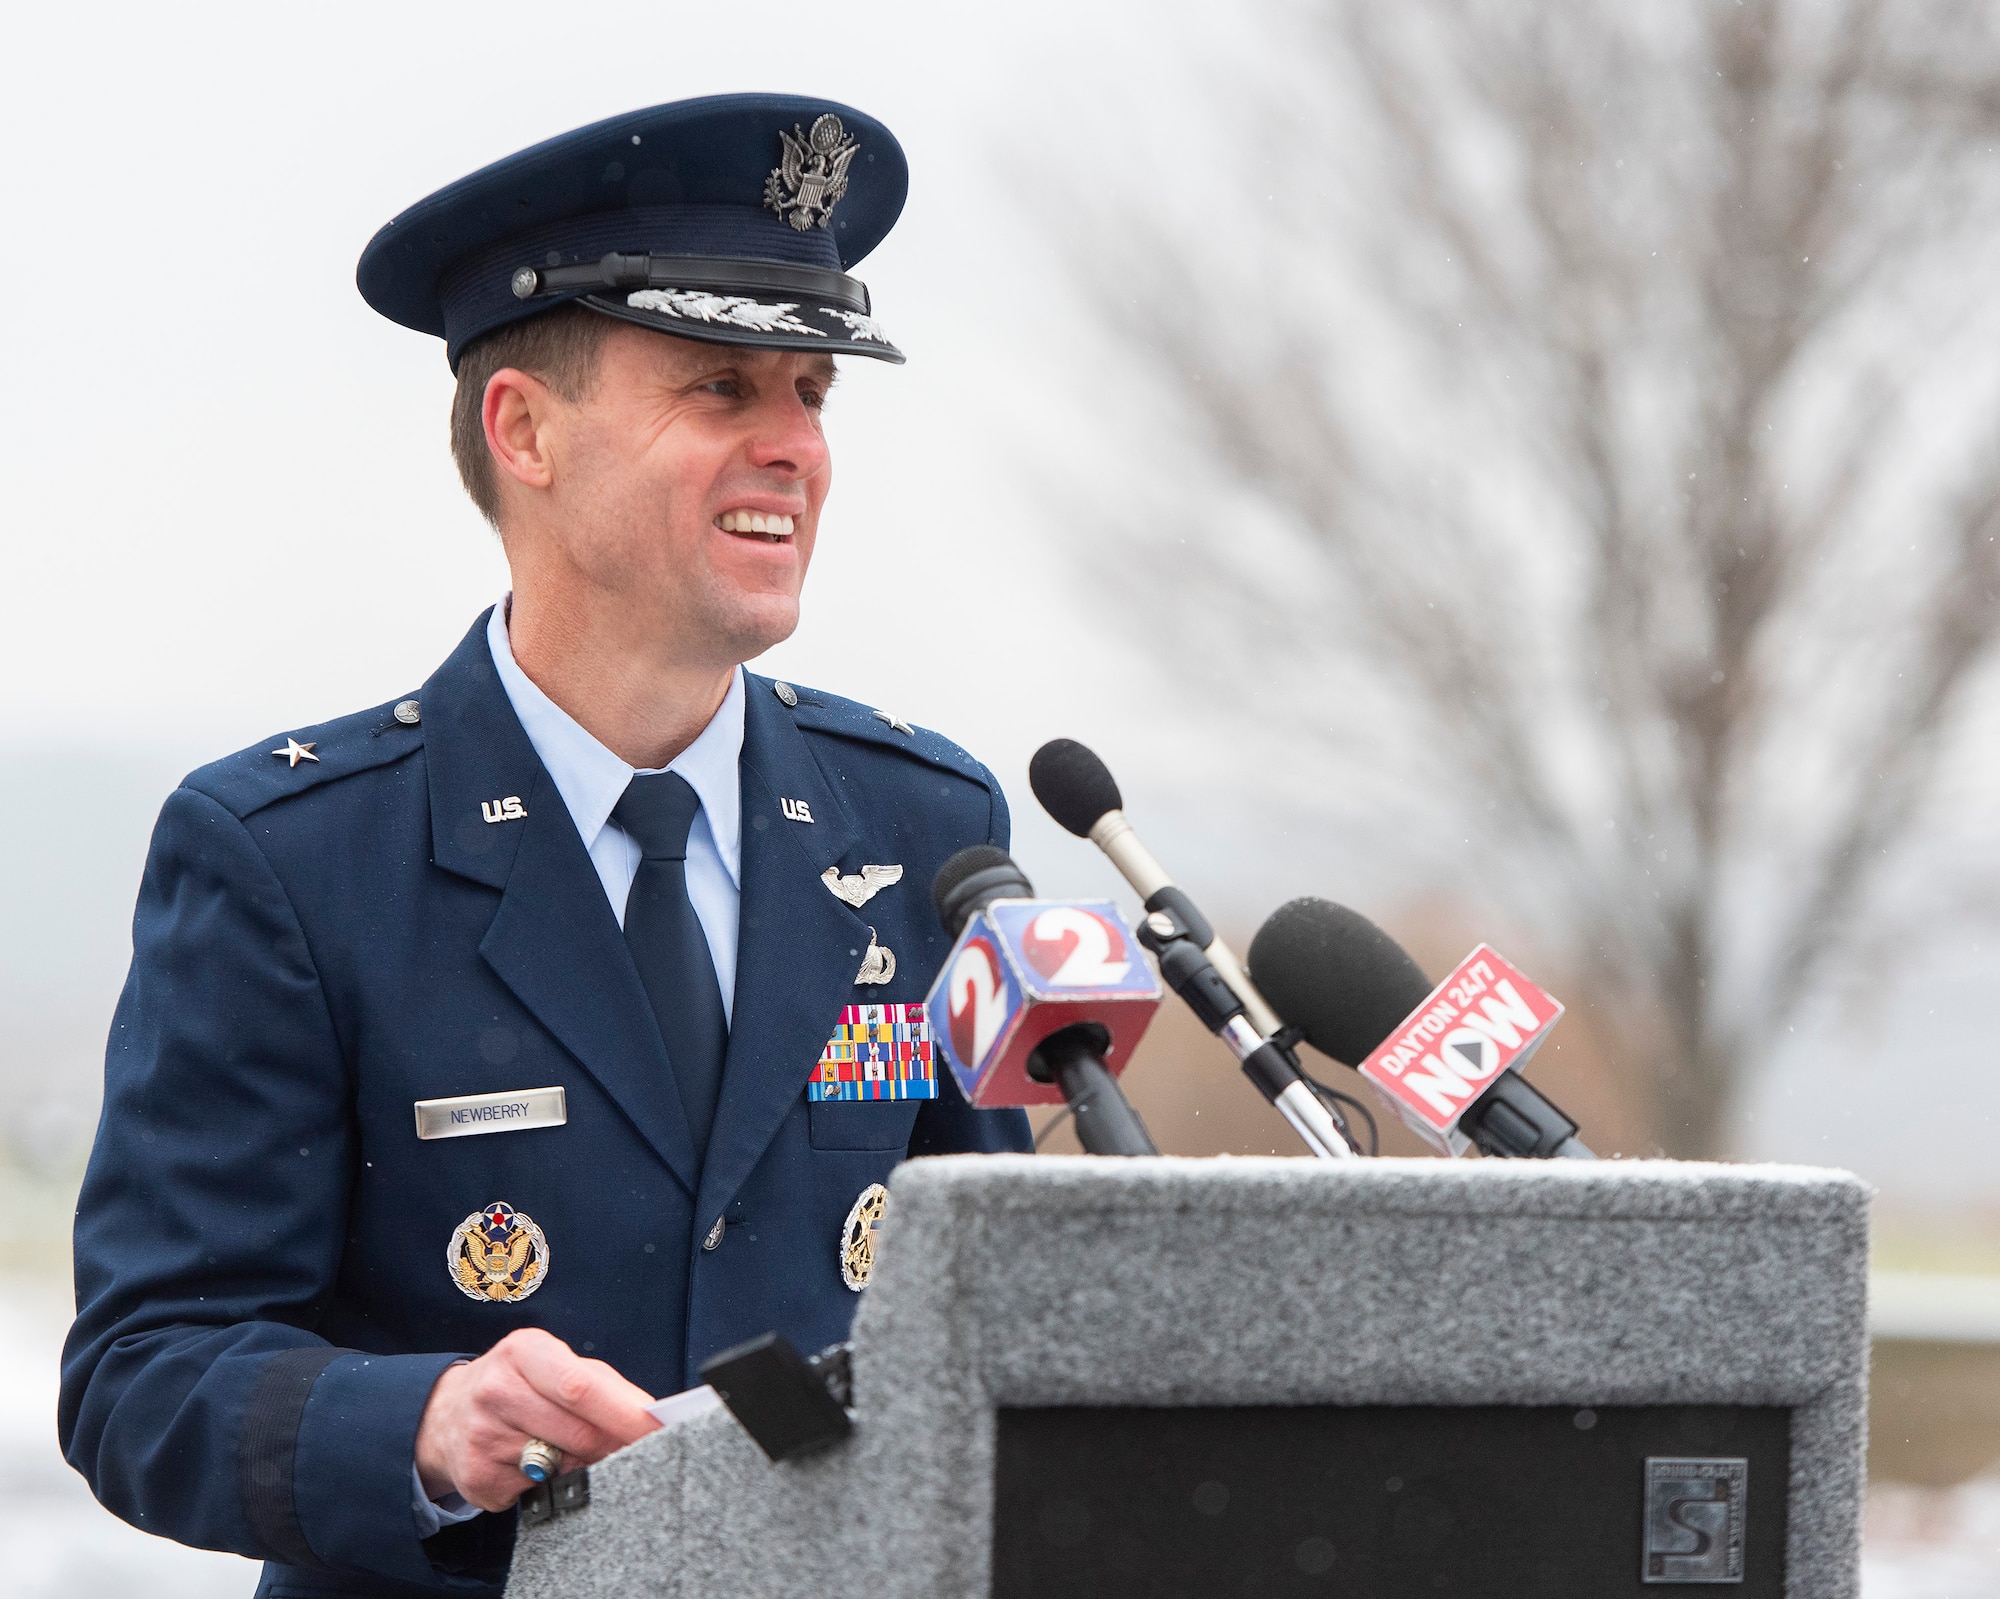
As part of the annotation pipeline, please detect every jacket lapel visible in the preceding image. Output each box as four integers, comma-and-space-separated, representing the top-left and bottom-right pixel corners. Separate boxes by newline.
424, 613, 702, 1195
695, 681, 872, 1225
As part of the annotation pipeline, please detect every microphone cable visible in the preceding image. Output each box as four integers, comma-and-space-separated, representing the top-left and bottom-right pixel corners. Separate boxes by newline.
1269, 1023, 1379, 1156
1033, 1104, 1077, 1151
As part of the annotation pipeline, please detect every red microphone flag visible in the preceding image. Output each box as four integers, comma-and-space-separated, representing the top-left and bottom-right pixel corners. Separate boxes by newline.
1357, 945, 1564, 1156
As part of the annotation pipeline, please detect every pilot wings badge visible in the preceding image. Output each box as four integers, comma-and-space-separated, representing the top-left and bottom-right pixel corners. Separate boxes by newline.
765, 114, 859, 232
822, 863, 903, 908
448, 1201, 549, 1303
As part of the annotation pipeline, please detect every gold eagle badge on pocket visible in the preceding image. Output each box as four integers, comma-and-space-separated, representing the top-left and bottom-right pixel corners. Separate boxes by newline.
448, 1201, 549, 1303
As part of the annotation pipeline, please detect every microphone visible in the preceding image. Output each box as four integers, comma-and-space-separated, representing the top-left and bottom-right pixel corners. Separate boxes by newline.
927, 847, 1160, 1157
1028, 739, 1282, 1036
1027, 740, 1358, 1160
1248, 898, 1595, 1160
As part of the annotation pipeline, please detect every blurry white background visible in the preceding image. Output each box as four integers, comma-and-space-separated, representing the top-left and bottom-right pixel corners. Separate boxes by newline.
1, 0, 1995, 1591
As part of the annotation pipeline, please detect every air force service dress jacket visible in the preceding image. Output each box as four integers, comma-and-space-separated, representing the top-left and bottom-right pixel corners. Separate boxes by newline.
60, 610, 1032, 1597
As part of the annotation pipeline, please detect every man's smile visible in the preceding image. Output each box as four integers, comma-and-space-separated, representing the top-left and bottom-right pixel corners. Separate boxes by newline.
714, 508, 797, 541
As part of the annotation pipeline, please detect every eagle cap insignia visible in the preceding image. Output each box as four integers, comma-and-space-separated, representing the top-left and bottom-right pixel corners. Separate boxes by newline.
765, 114, 859, 232
448, 1201, 549, 1303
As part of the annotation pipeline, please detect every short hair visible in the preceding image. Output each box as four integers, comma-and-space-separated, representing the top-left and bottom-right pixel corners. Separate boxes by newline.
448, 304, 613, 527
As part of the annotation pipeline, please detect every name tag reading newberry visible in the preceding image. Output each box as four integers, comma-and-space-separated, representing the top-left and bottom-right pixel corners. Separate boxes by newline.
414, 1086, 568, 1141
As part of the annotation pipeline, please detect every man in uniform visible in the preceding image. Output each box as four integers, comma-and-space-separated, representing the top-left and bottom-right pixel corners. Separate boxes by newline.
59, 93, 1031, 1598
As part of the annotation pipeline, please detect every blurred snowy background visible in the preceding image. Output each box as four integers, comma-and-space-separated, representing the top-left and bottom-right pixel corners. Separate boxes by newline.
2, 0, 1997, 1590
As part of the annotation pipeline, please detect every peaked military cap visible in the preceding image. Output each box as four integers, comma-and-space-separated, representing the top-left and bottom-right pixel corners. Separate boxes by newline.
357, 93, 907, 369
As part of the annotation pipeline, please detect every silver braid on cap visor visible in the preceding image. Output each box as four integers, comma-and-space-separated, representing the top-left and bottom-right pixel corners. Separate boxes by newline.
821, 307, 893, 344
511, 251, 896, 353
626, 289, 824, 337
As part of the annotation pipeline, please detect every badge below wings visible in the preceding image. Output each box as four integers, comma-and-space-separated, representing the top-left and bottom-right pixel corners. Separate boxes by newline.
809, 1002, 936, 1102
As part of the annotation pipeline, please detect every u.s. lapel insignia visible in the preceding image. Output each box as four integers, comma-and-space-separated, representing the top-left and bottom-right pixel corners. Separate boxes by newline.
448, 1201, 549, 1303
809, 1002, 934, 1100
841, 1182, 889, 1291
822, 863, 903, 908
855, 927, 896, 985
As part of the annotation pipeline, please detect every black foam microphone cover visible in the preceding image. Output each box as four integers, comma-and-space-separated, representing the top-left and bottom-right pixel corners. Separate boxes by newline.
1248, 898, 1435, 1067
932, 846, 1034, 938
1028, 740, 1123, 838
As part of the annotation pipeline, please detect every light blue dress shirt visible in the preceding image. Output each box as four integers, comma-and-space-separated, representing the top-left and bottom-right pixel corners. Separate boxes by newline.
484, 597, 745, 1019
412, 598, 749, 1534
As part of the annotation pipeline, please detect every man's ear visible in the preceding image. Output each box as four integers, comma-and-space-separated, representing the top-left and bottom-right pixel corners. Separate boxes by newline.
482, 368, 560, 494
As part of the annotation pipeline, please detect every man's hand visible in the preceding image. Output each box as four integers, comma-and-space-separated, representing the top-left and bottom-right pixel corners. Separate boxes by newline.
415, 1327, 661, 1511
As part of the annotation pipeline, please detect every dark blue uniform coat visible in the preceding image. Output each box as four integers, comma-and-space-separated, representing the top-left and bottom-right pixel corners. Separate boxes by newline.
59, 613, 1030, 1596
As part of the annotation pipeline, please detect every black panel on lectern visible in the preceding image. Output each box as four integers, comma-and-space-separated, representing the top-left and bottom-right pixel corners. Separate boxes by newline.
991, 1404, 1789, 1598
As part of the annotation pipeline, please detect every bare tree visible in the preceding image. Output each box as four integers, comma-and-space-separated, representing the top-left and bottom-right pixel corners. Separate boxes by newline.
1058, 0, 2000, 1156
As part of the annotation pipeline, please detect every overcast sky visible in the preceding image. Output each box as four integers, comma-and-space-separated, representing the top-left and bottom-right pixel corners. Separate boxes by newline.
2, 0, 1995, 1207
0, 0, 1172, 747
0, 0, 1228, 927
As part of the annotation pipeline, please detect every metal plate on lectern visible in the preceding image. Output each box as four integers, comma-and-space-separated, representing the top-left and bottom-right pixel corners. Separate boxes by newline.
1643, 1457, 1747, 1583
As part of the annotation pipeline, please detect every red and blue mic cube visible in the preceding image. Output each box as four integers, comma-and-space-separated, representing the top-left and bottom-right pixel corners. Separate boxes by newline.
924, 899, 1163, 1108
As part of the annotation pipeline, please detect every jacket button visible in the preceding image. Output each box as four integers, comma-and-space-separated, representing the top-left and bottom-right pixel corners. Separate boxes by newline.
702, 1216, 725, 1250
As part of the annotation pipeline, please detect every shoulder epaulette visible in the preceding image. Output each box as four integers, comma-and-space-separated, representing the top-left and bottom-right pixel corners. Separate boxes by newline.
753, 673, 994, 789
184, 695, 427, 821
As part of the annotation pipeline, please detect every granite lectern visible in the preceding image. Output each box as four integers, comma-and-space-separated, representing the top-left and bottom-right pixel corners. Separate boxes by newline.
506, 1155, 1868, 1598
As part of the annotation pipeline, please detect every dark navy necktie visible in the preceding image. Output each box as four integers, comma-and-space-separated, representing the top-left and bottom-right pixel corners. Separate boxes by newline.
613, 771, 729, 1157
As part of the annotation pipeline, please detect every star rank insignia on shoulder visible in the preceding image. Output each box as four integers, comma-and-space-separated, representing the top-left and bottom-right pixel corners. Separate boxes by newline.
271, 737, 318, 767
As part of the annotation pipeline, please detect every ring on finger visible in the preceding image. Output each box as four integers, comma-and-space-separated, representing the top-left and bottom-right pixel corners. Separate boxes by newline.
518, 1437, 564, 1483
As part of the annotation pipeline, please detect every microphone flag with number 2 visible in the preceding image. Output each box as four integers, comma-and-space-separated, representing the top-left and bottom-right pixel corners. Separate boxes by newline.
1357, 945, 1564, 1155
924, 898, 1161, 1107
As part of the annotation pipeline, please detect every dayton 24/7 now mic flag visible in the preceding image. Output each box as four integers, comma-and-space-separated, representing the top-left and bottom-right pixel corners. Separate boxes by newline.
1358, 946, 1563, 1155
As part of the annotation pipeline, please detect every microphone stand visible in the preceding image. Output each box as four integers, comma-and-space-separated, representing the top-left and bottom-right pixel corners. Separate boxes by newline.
1028, 1024, 1160, 1157
1136, 910, 1359, 1160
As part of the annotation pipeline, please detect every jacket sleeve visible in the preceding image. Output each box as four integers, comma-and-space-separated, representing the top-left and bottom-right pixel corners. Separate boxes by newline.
58, 785, 495, 1589
907, 761, 1032, 1158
